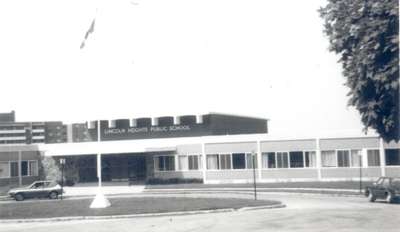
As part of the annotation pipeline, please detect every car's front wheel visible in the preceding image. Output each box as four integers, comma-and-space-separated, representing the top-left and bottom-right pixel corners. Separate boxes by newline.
49, 191, 58, 200
367, 190, 376, 202
385, 192, 394, 203
14, 193, 24, 201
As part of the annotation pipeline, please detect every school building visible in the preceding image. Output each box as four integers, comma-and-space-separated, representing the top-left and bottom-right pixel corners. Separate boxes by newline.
0, 111, 399, 186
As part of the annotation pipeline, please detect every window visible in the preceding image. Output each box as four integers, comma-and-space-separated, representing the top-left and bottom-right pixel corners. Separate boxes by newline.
305, 151, 316, 167
188, 155, 200, 170
178, 156, 188, 170
268, 153, 276, 168
261, 153, 269, 168
29, 161, 38, 176
289, 151, 304, 168
220, 154, 231, 169
263, 152, 277, 169
392, 178, 400, 187
31, 182, 45, 189
350, 150, 362, 167
207, 154, 219, 169
382, 178, 390, 187
246, 153, 256, 169
232, 153, 246, 169
10, 162, 18, 177
0, 162, 9, 178
367, 150, 380, 166
21, 161, 28, 176
337, 150, 350, 167
155, 156, 175, 171
276, 152, 288, 168
385, 149, 400, 166
321, 150, 336, 167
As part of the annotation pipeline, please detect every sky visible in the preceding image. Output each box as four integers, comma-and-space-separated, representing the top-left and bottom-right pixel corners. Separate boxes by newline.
0, 0, 375, 138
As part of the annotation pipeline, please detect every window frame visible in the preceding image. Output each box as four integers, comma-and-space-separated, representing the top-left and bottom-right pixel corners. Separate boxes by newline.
154, 155, 176, 172
178, 155, 188, 171
349, 149, 362, 167
0, 161, 10, 178
321, 150, 337, 168
10, 161, 19, 177
21, 160, 29, 176
321, 149, 364, 168
206, 152, 258, 170
289, 151, 305, 168
262, 151, 318, 169
304, 151, 317, 168
366, 148, 381, 167
28, 160, 38, 176
232, 153, 246, 169
385, 148, 400, 166
206, 154, 220, 170
188, 154, 201, 170
336, 149, 351, 168
276, 151, 289, 168
245, 153, 257, 169
219, 154, 232, 170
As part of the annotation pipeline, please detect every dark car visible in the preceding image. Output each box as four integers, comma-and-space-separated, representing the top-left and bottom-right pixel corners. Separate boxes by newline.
365, 177, 400, 203
8, 181, 64, 201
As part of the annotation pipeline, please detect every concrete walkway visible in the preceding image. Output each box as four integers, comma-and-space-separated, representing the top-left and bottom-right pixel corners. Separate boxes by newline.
63, 185, 145, 197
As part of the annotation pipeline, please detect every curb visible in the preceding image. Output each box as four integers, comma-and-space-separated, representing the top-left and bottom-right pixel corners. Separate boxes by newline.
142, 190, 365, 198
144, 187, 361, 192
237, 203, 286, 211
0, 203, 285, 224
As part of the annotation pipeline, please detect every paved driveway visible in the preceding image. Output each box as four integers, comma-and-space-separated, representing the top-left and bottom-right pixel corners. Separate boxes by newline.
1, 192, 399, 232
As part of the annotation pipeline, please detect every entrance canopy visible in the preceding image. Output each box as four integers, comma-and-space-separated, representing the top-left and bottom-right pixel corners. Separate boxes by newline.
38, 134, 268, 156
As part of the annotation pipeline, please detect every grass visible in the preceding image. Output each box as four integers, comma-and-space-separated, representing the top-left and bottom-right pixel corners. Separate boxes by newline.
0, 197, 280, 220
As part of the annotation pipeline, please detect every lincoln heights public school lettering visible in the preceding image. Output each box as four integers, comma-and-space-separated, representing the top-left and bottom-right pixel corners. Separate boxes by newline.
104, 125, 191, 135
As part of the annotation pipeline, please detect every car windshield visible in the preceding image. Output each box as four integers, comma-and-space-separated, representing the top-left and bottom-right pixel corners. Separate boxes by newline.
376, 178, 384, 185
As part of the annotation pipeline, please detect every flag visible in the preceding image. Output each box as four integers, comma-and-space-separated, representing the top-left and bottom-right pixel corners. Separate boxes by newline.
80, 18, 96, 49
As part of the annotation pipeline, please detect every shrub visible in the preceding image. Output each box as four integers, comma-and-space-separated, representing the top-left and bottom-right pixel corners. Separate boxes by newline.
145, 178, 203, 185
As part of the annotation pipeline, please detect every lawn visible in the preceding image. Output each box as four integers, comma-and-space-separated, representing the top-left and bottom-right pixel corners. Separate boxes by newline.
0, 197, 280, 220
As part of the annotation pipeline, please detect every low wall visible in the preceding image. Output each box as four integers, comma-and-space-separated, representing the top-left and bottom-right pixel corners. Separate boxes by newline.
321, 168, 381, 179
261, 169, 318, 180
153, 171, 202, 179
0, 176, 39, 187
206, 170, 258, 181
385, 167, 400, 177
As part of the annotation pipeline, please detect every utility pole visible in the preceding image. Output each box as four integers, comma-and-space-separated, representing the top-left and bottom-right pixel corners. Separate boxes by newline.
252, 150, 257, 201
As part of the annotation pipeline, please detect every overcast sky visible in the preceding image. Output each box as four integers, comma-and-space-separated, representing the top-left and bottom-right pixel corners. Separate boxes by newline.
0, 0, 374, 138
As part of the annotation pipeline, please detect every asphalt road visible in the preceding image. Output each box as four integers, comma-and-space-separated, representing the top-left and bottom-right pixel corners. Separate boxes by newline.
1, 192, 399, 232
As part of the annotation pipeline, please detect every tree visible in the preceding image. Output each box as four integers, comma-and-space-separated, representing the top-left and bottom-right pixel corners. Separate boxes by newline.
40, 156, 61, 182
319, 0, 399, 142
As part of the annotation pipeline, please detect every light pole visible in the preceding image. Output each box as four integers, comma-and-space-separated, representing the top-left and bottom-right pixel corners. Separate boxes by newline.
252, 151, 257, 201
59, 158, 66, 200
359, 153, 362, 194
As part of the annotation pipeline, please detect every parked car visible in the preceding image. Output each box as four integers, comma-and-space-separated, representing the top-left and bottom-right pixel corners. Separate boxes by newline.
365, 177, 400, 203
8, 181, 64, 201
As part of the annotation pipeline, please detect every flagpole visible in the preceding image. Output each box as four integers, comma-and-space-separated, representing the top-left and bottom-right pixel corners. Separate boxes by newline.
97, 120, 102, 188
90, 120, 111, 208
